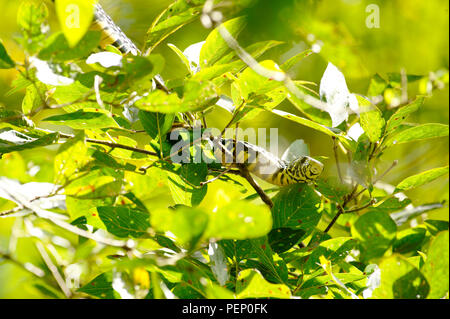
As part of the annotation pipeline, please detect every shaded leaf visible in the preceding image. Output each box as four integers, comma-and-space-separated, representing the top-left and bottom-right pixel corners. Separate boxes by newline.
272, 184, 322, 237
0, 39, 14, 69
351, 210, 397, 261
97, 206, 150, 238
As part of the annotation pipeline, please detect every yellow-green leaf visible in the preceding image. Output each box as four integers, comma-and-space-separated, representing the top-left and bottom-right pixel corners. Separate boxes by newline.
55, 0, 96, 47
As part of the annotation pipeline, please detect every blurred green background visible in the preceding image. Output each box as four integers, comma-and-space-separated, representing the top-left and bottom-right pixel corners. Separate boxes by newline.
0, 0, 448, 297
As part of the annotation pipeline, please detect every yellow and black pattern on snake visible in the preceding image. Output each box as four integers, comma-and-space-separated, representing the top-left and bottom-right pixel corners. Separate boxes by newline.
52, 0, 139, 55
212, 138, 324, 186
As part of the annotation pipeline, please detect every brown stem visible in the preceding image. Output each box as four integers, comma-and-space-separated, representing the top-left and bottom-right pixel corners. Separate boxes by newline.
238, 164, 273, 209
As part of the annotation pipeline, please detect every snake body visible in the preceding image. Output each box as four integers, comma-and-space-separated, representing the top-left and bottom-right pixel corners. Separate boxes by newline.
51, 0, 140, 55
213, 138, 323, 186
52, 1, 324, 186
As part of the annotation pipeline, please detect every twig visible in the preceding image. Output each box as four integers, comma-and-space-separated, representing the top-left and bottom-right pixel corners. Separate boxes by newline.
373, 160, 398, 184
200, 167, 232, 186
57, 132, 159, 157
35, 242, 72, 298
324, 185, 358, 233
344, 199, 375, 214
238, 164, 273, 209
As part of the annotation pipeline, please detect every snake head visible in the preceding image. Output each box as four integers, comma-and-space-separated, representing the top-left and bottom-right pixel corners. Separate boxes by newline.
289, 156, 324, 182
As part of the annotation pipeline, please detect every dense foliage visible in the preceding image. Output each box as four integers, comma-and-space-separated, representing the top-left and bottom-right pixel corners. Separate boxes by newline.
0, 0, 448, 299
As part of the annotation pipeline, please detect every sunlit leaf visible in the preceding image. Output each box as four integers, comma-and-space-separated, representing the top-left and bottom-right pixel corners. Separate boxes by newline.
395, 166, 449, 192
236, 269, 291, 299
386, 123, 449, 146
55, 0, 96, 47
200, 16, 246, 68
372, 255, 429, 299
422, 231, 449, 299
206, 201, 272, 240
43, 109, 119, 129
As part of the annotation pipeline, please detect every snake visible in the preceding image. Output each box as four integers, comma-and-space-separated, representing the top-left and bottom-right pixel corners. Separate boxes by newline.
51, 0, 325, 186
211, 138, 324, 186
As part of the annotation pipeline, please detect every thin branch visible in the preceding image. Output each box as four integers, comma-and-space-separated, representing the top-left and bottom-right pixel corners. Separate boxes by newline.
324, 185, 358, 233
344, 199, 375, 214
238, 164, 273, 209
58, 132, 159, 157
35, 242, 72, 298
373, 160, 398, 184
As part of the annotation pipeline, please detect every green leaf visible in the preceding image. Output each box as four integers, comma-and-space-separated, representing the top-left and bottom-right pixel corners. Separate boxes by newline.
167, 43, 192, 74
386, 123, 449, 146
38, 31, 101, 62
17, 1, 49, 53
366, 74, 388, 97
357, 95, 385, 143
122, 55, 165, 82
270, 109, 354, 151
151, 206, 208, 248
206, 201, 272, 240
138, 110, 174, 140
287, 84, 332, 126
303, 237, 357, 273
97, 206, 150, 238
167, 163, 208, 206
135, 80, 218, 113
351, 210, 397, 261
22, 84, 45, 114
0, 128, 59, 155
385, 96, 424, 132
424, 220, 449, 236
372, 255, 429, 299
297, 272, 366, 299
268, 228, 306, 253
236, 269, 291, 299
64, 167, 123, 199
43, 109, 119, 129
238, 60, 283, 99
200, 16, 246, 68
316, 177, 352, 205
54, 131, 90, 185
393, 227, 426, 254
271, 184, 322, 237
145, 0, 205, 51
55, 0, 96, 47
422, 231, 449, 299
78, 272, 118, 299
217, 40, 283, 65
395, 166, 449, 192
0, 39, 14, 69
280, 49, 313, 71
